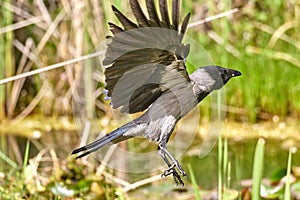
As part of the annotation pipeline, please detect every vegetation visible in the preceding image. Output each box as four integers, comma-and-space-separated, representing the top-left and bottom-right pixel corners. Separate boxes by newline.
0, 0, 300, 199
0, 0, 299, 122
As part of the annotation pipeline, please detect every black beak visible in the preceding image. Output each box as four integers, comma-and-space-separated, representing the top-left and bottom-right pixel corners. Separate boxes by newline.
230, 69, 242, 77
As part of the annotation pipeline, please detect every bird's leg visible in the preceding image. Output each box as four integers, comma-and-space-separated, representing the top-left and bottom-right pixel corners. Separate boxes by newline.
161, 147, 187, 177
158, 145, 185, 186
158, 149, 176, 176
158, 148, 183, 185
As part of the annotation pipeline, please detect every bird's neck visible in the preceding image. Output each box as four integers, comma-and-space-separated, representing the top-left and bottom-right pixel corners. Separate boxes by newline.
190, 80, 211, 103
196, 91, 210, 103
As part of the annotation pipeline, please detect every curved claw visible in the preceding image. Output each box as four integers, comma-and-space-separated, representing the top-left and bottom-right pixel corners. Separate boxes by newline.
173, 172, 184, 186
158, 146, 186, 185
174, 160, 187, 176
162, 164, 176, 177
161, 164, 185, 186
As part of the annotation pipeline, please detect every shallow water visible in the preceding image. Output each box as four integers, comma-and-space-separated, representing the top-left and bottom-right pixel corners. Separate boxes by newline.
183, 138, 300, 189
1, 116, 300, 190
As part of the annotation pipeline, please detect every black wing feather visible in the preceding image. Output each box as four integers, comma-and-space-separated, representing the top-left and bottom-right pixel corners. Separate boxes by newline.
146, 0, 161, 26
104, 0, 192, 114
112, 5, 138, 30
180, 13, 190, 36
159, 0, 171, 28
130, 0, 150, 26
108, 22, 124, 35
172, 0, 179, 29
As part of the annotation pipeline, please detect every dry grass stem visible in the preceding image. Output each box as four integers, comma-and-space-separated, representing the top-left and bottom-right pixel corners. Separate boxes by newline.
12, 84, 48, 123
0, 50, 105, 85
95, 145, 118, 176
0, 16, 44, 35
8, 135, 23, 165
13, 39, 36, 63
36, 0, 54, 26
71, 0, 84, 79
36, 10, 65, 53
254, 22, 300, 49
102, 171, 130, 187
8, 39, 35, 117
208, 31, 241, 57
268, 21, 298, 48
2, 1, 33, 18
122, 174, 163, 192
188, 8, 240, 28
247, 46, 300, 67
1, 1, 54, 34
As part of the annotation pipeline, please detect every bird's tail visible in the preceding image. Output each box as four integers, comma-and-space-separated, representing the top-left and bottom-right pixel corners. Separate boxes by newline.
71, 123, 133, 159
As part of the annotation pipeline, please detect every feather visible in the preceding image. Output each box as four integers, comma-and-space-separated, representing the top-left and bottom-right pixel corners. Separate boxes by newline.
112, 5, 138, 30
104, 0, 192, 114
146, 0, 161, 26
126, 84, 162, 113
172, 0, 179, 30
180, 13, 190, 36
72, 124, 134, 158
130, 0, 150, 26
108, 22, 124, 35
159, 0, 171, 28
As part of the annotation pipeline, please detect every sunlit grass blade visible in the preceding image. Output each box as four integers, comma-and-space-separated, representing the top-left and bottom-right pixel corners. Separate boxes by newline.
223, 138, 228, 188
252, 138, 265, 200
115, 188, 126, 200
188, 164, 202, 200
227, 161, 231, 189
217, 89, 223, 199
0, 150, 18, 169
22, 139, 30, 172
84, 3, 94, 120
1, 0, 14, 120
284, 147, 296, 200
218, 134, 223, 199
234, 157, 242, 200
0, 37, 5, 120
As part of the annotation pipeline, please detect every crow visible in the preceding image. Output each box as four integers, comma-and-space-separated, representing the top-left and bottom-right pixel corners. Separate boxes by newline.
72, 0, 241, 185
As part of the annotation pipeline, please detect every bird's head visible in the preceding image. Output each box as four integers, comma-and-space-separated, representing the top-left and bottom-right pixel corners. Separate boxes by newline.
190, 66, 241, 95
216, 66, 242, 86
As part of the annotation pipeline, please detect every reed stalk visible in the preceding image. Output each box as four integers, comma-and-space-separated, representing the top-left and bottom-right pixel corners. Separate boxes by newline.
251, 138, 265, 200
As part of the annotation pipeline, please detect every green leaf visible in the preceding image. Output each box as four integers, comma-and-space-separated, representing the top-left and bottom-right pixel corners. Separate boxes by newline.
252, 138, 265, 200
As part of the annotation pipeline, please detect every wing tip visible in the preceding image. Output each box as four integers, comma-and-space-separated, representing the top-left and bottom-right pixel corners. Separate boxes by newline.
111, 5, 118, 11
180, 12, 191, 35
71, 146, 92, 159
75, 152, 90, 159
71, 146, 87, 155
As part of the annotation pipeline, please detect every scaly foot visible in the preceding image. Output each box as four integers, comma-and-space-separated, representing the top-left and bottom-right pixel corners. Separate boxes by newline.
161, 164, 185, 186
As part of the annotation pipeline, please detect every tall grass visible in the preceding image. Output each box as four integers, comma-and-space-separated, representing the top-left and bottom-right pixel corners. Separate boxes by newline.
188, 164, 202, 200
83, 8, 94, 120
186, 0, 300, 122
0, 0, 300, 196
0, 4, 6, 120
0, 0, 14, 171
283, 147, 296, 200
0, 0, 299, 123
251, 138, 265, 200
217, 89, 223, 199
1, 0, 14, 118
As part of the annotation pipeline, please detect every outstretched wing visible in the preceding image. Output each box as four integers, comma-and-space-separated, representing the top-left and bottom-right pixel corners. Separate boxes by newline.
103, 0, 191, 113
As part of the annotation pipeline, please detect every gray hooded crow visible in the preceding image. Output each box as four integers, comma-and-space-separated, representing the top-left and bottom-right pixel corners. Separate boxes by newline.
72, 0, 241, 185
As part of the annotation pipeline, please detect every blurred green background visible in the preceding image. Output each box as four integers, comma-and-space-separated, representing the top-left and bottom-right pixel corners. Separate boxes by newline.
0, 0, 300, 199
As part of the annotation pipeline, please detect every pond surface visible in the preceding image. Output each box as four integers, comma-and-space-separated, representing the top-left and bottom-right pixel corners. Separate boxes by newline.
1, 116, 300, 193
183, 138, 300, 189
